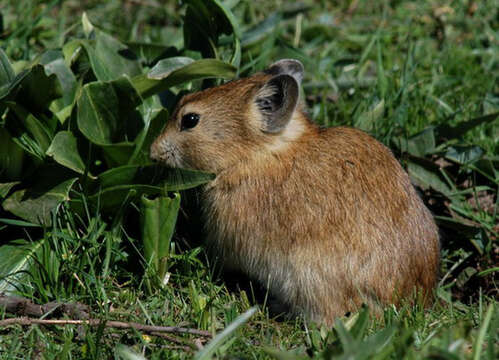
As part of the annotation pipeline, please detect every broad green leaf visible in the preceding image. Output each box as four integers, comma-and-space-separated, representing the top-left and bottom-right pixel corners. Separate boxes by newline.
0, 239, 43, 294
148, 57, 195, 79
75, 165, 212, 213
94, 165, 214, 192
62, 39, 84, 68
473, 158, 498, 182
81, 15, 141, 82
0, 48, 15, 89
0, 128, 23, 180
101, 143, 137, 168
83, 184, 165, 212
213, 0, 241, 38
129, 100, 168, 164
2, 177, 77, 226
81, 12, 94, 38
5, 102, 53, 157
140, 193, 180, 286
0, 67, 31, 101
445, 146, 484, 165
132, 59, 236, 98
41, 50, 78, 111
435, 216, 481, 238
46, 131, 86, 174
11, 61, 30, 75
407, 159, 452, 196
194, 307, 258, 360
435, 112, 499, 140
0, 182, 19, 199
134, 108, 166, 161
161, 167, 216, 191
12, 64, 62, 115
0, 73, 21, 101
355, 99, 384, 132
126, 42, 178, 65
77, 76, 142, 145
183, 0, 240, 57
51, 104, 74, 125
396, 127, 436, 157
138, 94, 163, 119
96, 165, 147, 189
0, 48, 13, 115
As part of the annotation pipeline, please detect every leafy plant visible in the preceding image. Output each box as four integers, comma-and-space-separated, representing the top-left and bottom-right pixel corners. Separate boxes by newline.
0, 5, 235, 292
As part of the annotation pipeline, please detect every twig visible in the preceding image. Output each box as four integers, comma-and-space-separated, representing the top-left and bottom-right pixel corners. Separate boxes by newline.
0, 294, 212, 344
0, 294, 89, 319
0, 317, 212, 337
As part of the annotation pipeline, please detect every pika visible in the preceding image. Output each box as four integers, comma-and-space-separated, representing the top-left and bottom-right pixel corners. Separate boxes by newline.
150, 59, 440, 324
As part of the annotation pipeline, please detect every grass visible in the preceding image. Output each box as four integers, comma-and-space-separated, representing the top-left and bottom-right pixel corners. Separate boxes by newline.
0, 0, 497, 359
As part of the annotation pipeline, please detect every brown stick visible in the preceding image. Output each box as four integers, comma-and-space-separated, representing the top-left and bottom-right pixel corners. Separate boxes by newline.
0, 295, 89, 319
0, 317, 212, 337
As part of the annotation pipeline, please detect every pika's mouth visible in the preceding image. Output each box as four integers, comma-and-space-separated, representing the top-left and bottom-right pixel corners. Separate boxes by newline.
150, 142, 183, 168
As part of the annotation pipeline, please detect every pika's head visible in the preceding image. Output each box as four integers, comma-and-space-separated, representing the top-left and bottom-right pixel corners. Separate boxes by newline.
150, 59, 304, 173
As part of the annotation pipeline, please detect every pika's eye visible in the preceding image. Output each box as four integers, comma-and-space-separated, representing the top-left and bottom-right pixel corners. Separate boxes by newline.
180, 113, 200, 131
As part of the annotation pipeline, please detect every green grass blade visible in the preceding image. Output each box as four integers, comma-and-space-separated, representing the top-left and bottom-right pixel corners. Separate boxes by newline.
472, 303, 494, 360
0, 239, 44, 294
115, 344, 147, 360
194, 307, 258, 360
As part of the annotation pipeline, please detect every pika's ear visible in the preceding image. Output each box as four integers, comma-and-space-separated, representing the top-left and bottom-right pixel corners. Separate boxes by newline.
255, 74, 299, 134
264, 59, 304, 85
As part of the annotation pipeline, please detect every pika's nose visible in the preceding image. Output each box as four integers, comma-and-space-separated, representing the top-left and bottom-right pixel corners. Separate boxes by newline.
150, 140, 162, 162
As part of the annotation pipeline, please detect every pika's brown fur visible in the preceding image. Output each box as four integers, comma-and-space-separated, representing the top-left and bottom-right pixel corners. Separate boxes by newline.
150, 59, 440, 324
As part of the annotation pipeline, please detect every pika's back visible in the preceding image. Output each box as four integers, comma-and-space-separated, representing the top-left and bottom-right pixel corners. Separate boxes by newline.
205, 124, 438, 321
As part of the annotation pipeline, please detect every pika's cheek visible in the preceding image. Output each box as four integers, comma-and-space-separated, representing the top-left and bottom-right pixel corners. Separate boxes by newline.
150, 139, 183, 167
